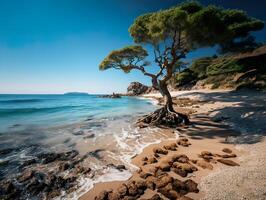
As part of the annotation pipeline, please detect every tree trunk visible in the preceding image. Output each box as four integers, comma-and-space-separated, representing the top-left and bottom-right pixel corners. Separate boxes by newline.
159, 80, 174, 111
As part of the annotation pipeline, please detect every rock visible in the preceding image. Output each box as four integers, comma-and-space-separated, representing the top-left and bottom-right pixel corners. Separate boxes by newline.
172, 179, 186, 193
98, 93, 121, 98
73, 130, 84, 135
127, 82, 149, 96
172, 168, 188, 177
156, 175, 173, 188
108, 191, 122, 200
177, 138, 191, 147
184, 179, 199, 193
139, 172, 152, 179
142, 157, 148, 161
158, 161, 172, 171
47, 190, 61, 199
220, 154, 237, 158
117, 184, 128, 196
17, 170, 34, 182
217, 159, 240, 166
196, 160, 213, 170
163, 143, 177, 151
58, 162, 70, 171
95, 190, 109, 200
172, 162, 197, 175
154, 153, 160, 158
222, 148, 233, 154
200, 151, 213, 156
145, 180, 155, 190
147, 157, 157, 164
148, 194, 163, 200
153, 147, 168, 155
20, 158, 37, 168
135, 179, 147, 190
127, 181, 138, 196
171, 154, 189, 163
116, 164, 126, 171
0, 180, 16, 194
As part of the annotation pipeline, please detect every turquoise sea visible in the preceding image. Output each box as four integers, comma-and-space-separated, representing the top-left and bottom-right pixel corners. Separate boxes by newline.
0, 94, 178, 199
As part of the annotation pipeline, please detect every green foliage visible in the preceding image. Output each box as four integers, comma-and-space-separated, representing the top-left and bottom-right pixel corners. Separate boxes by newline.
99, 45, 148, 73
129, 1, 264, 48
206, 57, 243, 76
189, 57, 213, 78
175, 68, 197, 86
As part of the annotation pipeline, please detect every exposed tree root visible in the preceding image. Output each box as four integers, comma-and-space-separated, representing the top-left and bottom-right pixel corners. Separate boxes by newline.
137, 106, 189, 127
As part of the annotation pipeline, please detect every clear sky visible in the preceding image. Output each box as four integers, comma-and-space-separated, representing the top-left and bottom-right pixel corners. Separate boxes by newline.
0, 0, 265, 94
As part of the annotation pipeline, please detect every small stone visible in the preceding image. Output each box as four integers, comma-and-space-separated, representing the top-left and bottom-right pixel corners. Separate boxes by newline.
222, 148, 232, 154
153, 147, 168, 155
196, 160, 213, 170
147, 157, 157, 164
217, 159, 240, 166
139, 172, 152, 179
95, 190, 109, 200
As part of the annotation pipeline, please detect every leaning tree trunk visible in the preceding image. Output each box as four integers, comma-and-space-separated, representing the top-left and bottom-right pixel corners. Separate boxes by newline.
138, 78, 189, 127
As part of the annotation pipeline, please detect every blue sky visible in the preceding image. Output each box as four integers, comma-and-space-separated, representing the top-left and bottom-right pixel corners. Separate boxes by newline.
0, 0, 265, 94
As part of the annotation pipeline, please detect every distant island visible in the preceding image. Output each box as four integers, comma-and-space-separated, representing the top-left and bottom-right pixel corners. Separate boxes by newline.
63, 92, 89, 96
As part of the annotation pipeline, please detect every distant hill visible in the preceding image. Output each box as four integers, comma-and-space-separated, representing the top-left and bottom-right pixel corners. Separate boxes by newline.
63, 92, 89, 96
172, 45, 266, 90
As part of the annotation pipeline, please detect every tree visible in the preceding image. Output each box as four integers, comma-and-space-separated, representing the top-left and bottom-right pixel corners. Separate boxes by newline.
99, 1, 264, 127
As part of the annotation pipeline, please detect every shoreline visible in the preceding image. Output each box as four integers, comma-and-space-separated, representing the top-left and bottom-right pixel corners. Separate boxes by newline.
80, 89, 266, 200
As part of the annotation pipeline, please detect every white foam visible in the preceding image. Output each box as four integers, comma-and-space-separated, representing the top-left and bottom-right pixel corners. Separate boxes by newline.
58, 167, 132, 200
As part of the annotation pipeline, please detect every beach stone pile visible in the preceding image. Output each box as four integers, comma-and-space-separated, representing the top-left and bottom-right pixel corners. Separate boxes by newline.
0, 150, 92, 200
94, 137, 240, 200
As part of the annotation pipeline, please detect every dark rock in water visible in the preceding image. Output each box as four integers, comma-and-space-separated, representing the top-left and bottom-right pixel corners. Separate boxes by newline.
63, 138, 71, 143
0, 180, 20, 199
127, 82, 149, 96
116, 164, 126, 171
38, 150, 79, 164
98, 93, 122, 98
0, 148, 14, 155
83, 133, 95, 139
17, 170, 34, 183
20, 158, 37, 168
72, 130, 84, 135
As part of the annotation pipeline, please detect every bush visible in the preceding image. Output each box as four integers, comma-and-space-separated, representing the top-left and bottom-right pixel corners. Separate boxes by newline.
206, 57, 244, 76
175, 69, 197, 86
190, 57, 213, 78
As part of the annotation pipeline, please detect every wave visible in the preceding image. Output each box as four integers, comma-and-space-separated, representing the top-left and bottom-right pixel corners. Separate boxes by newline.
0, 99, 45, 103
0, 106, 79, 117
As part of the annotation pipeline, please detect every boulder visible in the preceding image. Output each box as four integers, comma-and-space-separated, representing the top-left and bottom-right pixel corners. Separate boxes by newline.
127, 82, 149, 96
117, 184, 128, 196
184, 179, 199, 193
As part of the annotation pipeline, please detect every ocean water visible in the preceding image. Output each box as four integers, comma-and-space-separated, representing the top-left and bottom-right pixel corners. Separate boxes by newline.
0, 94, 178, 198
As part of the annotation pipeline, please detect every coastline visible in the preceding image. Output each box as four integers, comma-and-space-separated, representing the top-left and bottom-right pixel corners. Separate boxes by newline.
80, 89, 266, 200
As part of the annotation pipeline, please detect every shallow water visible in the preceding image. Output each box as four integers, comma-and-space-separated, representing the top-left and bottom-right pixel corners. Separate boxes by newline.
0, 94, 179, 199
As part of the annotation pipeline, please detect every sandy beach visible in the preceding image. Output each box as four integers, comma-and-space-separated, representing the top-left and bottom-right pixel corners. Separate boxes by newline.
80, 89, 266, 200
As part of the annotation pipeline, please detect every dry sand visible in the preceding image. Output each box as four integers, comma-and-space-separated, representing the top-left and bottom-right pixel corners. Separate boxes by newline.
80, 89, 266, 200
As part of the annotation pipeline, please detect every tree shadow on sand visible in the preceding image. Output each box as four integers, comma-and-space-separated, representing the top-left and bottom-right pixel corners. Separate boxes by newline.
178, 90, 266, 144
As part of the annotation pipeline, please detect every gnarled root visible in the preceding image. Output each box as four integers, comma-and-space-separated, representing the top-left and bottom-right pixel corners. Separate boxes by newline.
137, 106, 189, 127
